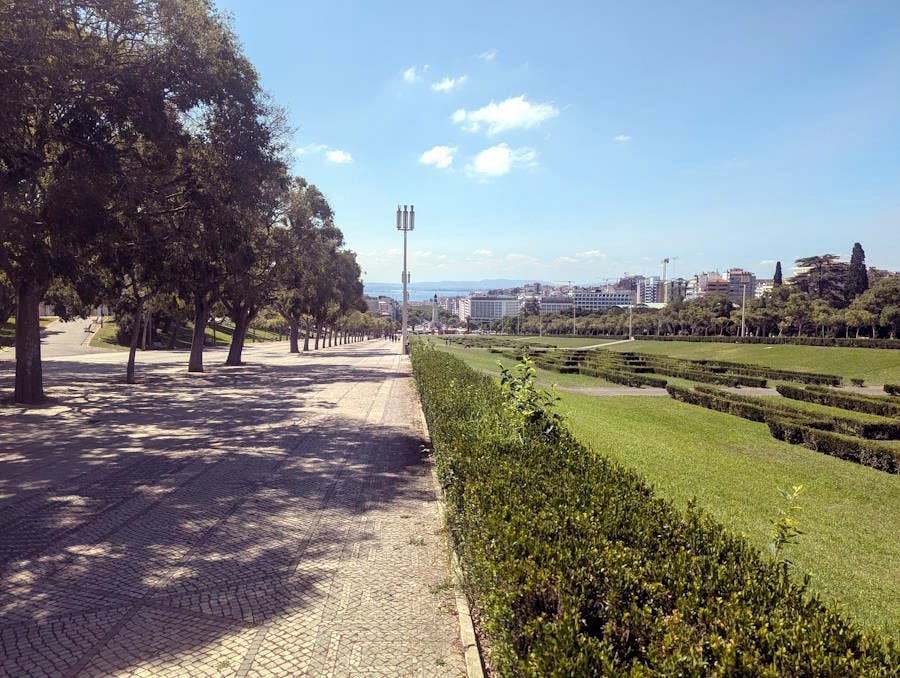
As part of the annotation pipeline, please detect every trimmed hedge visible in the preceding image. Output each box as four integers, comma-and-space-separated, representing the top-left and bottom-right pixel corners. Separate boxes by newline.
767, 418, 899, 474
689, 360, 842, 386
886, 384, 900, 396
777, 384, 900, 418
691, 386, 900, 441
411, 344, 896, 674
579, 365, 667, 388
645, 360, 767, 387
636, 335, 900, 349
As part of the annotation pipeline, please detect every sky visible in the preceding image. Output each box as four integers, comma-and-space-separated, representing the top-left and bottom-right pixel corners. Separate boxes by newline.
216, 0, 900, 284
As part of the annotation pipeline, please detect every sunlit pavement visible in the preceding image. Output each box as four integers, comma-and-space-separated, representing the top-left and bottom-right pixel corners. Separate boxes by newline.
0, 340, 464, 676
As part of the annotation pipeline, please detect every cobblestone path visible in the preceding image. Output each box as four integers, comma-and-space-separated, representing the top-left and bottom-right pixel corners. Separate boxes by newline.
0, 341, 464, 676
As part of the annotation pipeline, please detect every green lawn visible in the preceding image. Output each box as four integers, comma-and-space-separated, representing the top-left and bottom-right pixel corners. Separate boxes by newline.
89, 321, 128, 351
605, 340, 900, 385
430, 341, 619, 388
0, 317, 58, 347
495, 335, 619, 348
89, 320, 283, 350
556, 392, 900, 637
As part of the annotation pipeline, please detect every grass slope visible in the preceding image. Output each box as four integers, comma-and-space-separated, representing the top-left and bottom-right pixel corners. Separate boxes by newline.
431, 341, 618, 388
489, 335, 618, 348
608, 340, 900, 385
557, 392, 900, 637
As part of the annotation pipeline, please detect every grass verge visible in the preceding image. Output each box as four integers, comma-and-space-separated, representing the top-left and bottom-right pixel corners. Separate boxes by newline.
608, 340, 900, 385
556, 392, 900, 636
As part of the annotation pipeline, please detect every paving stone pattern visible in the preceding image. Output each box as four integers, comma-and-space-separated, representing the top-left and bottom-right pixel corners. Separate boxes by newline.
0, 341, 464, 676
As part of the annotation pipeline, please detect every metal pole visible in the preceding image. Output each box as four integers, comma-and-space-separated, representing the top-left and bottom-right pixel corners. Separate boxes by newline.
402, 226, 408, 354
570, 281, 576, 335
741, 282, 747, 337
628, 305, 633, 339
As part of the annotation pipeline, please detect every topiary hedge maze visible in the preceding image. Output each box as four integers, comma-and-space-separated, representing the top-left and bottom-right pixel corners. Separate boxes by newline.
502, 347, 846, 390
410, 343, 897, 674
667, 384, 900, 473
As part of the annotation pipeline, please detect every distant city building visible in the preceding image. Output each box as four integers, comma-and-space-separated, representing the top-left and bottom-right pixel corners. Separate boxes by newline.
462, 295, 520, 321
539, 295, 573, 314
726, 268, 757, 303
637, 276, 662, 303
754, 279, 774, 298
573, 287, 636, 312
665, 278, 688, 303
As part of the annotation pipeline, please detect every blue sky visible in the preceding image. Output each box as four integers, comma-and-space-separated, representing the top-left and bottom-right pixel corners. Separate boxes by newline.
217, 0, 900, 284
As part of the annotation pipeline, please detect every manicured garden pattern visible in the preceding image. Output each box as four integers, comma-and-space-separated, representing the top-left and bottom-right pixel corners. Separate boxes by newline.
411, 343, 897, 674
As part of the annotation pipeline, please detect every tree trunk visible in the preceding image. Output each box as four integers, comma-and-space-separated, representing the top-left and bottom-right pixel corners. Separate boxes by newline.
188, 293, 208, 373
314, 320, 321, 349
13, 280, 46, 404
126, 298, 143, 384
303, 318, 310, 351
289, 319, 299, 353
225, 308, 249, 366
167, 321, 178, 349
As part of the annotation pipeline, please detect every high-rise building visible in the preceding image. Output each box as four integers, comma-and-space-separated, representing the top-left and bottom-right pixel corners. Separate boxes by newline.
462, 295, 520, 321
573, 286, 636, 312
726, 268, 757, 303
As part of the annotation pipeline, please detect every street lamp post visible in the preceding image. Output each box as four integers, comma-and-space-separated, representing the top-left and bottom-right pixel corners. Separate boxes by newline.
569, 281, 576, 336
741, 281, 747, 337
396, 204, 415, 354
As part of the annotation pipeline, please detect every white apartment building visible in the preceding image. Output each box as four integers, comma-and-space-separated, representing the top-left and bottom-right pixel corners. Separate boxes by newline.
461, 295, 521, 321
573, 287, 636, 312
755, 279, 774, 298
539, 296, 573, 314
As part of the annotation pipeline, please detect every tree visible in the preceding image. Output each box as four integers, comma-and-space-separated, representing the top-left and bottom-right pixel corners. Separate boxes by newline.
773, 261, 783, 286
846, 242, 869, 300
793, 255, 848, 308
1, 0, 255, 402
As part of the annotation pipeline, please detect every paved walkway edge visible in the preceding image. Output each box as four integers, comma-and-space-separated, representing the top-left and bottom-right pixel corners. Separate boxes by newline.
409, 371, 485, 678
431, 467, 485, 678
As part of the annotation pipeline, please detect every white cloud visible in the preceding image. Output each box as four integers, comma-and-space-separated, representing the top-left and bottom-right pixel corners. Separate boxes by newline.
466, 143, 537, 179
453, 95, 559, 135
431, 75, 468, 92
577, 250, 606, 259
479, 48, 498, 62
296, 143, 328, 155
325, 149, 353, 164
402, 65, 428, 84
418, 145, 457, 169
473, 249, 493, 257
297, 143, 353, 165
613, 134, 631, 142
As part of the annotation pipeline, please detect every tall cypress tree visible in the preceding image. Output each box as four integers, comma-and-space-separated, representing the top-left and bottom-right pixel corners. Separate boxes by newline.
773, 261, 783, 286
847, 242, 869, 299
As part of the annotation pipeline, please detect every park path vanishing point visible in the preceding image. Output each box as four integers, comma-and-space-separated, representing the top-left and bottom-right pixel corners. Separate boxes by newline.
0, 340, 466, 677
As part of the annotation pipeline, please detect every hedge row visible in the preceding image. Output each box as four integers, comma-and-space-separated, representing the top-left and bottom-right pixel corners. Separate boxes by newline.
777, 384, 900, 418
667, 385, 900, 473
690, 386, 900, 441
767, 417, 899, 474
636, 335, 900, 349
410, 344, 896, 674
689, 360, 842, 386
579, 364, 668, 388
886, 384, 900, 396
644, 360, 767, 387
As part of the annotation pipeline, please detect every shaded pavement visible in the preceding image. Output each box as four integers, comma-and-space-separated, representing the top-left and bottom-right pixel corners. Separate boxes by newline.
0, 340, 464, 676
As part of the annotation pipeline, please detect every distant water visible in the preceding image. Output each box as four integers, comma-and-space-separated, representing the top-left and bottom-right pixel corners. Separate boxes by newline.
364, 283, 475, 301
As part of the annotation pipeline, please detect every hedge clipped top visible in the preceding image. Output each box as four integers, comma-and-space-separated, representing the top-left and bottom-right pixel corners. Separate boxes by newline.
411, 344, 897, 675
